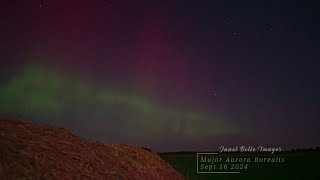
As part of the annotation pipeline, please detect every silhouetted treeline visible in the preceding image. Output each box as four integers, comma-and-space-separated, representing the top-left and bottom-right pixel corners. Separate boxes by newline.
291, 147, 320, 152
158, 147, 320, 155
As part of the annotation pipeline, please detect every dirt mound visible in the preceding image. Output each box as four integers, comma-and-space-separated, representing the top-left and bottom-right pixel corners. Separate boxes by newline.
0, 118, 184, 180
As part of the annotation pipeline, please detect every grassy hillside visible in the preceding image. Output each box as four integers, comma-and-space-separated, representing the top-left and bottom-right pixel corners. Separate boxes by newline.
0, 118, 184, 180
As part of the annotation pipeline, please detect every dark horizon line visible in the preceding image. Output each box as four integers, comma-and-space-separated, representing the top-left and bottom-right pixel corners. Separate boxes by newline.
157, 147, 320, 154
1, 115, 319, 154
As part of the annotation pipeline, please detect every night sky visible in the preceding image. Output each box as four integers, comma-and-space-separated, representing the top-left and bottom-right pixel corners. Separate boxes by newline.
0, 0, 319, 152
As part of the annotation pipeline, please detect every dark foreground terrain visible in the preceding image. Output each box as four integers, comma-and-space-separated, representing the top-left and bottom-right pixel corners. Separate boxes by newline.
160, 150, 320, 180
0, 118, 184, 180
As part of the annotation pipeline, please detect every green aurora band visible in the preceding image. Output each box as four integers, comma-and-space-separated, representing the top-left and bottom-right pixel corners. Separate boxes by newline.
0, 65, 237, 142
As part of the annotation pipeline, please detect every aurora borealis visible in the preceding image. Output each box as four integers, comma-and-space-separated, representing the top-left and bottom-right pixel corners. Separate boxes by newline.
0, 65, 235, 143
1, 0, 319, 152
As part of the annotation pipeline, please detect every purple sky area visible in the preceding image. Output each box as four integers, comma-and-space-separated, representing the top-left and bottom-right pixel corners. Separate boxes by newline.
0, 0, 319, 152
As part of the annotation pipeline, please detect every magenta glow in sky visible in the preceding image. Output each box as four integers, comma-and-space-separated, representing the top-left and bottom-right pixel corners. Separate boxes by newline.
0, 0, 319, 152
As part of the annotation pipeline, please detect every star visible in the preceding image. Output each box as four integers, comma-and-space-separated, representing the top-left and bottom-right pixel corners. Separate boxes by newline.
212, 88, 217, 96
232, 32, 241, 43
39, 0, 48, 8
265, 24, 273, 32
